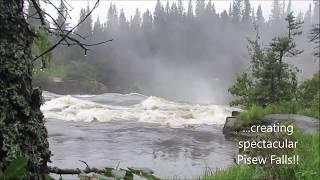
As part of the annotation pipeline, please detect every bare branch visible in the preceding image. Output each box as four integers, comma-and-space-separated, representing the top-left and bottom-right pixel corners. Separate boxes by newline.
30, 0, 46, 25
32, 0, 112, 62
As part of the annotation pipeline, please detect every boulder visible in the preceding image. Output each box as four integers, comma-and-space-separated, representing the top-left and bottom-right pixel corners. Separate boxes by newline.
262, 114, 320, 133
232, 111, 241, 117
223, 117, 243, 138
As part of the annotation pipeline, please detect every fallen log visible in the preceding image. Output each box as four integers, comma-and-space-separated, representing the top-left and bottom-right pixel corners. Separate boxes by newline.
48, 166, 106, 175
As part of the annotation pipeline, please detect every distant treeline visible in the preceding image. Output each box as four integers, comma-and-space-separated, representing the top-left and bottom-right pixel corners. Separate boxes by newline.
30, 0, 319, 104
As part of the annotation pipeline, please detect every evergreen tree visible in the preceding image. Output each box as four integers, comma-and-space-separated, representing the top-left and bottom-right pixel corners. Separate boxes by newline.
286, 0, 292, 15
195, 0, 205, 17
229, 13, 304, 106
270, 0, 282, 22
205, 0, 213, 17
142, 10, 153, 33
232, 0, 242, 24
75, 5, 93, 37
310, 24, 320, 58
211, 1, 216, 15
165, 1, 170, 16
106, 3, 118, 34
251, 7, 255, 22
154, 0, 165, 27
85, 5, 93, 36
177, 0, 184, 16
93, 16, 104, 38
304, 4, 312, 26
256, 5, 264, 24
119, 9, 129, 31
242, 0, 251, 24
170, 3, 179, 19
55, 0, 68, 31
228, 2, 232, 17
187, 0, 194, 18
221, 10, 229, 23
313, 0, 320, 24
131, 8, 141, 32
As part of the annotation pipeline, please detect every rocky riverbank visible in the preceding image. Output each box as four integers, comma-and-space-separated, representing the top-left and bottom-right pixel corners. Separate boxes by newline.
223, 112, 320, 137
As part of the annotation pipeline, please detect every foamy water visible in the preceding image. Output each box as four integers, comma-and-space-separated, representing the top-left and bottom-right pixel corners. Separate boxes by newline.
43, 91, 238, 178
42, 92, 237, 128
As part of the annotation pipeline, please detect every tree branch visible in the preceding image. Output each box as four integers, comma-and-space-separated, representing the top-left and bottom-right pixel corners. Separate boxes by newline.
48, 166, 106, 175
32, 0, 112, 62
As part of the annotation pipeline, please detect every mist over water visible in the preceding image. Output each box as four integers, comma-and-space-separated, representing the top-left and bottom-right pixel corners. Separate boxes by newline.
47, 0, 319, 105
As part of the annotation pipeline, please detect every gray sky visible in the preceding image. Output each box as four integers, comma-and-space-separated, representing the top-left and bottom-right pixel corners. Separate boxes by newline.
43, 0, 315, 27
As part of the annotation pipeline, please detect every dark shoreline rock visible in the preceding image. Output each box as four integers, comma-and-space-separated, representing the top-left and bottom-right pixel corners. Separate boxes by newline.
223, 111, 242, 138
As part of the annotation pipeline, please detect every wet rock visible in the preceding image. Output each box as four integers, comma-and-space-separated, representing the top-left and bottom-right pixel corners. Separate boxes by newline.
232, 111, 241, 117
223, 117, 243, 138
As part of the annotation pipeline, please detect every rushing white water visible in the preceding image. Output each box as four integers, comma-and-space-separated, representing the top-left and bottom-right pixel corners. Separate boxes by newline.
42, 91, 238, 128
43, 91, 240, 178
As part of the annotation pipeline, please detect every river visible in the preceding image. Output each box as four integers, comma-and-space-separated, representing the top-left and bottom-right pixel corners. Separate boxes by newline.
42, 91, 238, 179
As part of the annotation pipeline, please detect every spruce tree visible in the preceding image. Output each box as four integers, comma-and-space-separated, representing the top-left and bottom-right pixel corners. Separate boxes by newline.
232, 0, 243, 24
286, 0, 292, 16
270, 0, 282, 22
304, 4, 312, 27
131, 9, 141, 33
256, 5, 264, 24
55, 0, 68, 31
195, 0, 205, 17
242, 0, 251, 24
229, 13, 304, 106
313, 0, 320, 24
177, 0, 184, 16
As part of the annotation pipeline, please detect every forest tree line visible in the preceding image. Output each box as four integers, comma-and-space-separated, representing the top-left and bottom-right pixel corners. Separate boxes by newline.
30, 0, 319, 104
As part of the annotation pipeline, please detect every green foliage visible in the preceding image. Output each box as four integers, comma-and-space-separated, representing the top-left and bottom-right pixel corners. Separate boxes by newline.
298, 73, 320, 108
237, 99, 318, 127
201, 130, 320, 180
238, 105, 272, 125
0, 158, 29, 180
295, 72, 320, 118
294, 131, 320, 179
298, 91, 320, 119
32, 26, 52, 72
64, 61, 97, 81
268, 101, 300, 114
34, 61, 97, 82
229, 13, 303, 107
228, 73, 253, 107
309, 24, 320, 58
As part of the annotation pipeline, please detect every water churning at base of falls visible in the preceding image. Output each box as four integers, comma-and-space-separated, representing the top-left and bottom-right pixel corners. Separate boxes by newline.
43, 91, 238, 178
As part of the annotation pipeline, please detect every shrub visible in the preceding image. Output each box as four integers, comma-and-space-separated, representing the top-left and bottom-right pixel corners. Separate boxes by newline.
237, 105, 272, 125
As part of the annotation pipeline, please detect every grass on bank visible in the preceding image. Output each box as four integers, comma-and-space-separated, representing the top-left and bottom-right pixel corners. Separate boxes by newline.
237, 100, 320, 126
200, 131, 320, 180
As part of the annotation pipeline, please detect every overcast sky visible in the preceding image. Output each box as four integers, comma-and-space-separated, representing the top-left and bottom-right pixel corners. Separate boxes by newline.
43, 0, 315, 27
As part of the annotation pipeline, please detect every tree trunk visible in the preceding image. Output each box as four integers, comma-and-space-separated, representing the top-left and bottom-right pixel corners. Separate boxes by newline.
0, 0, 50, 177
